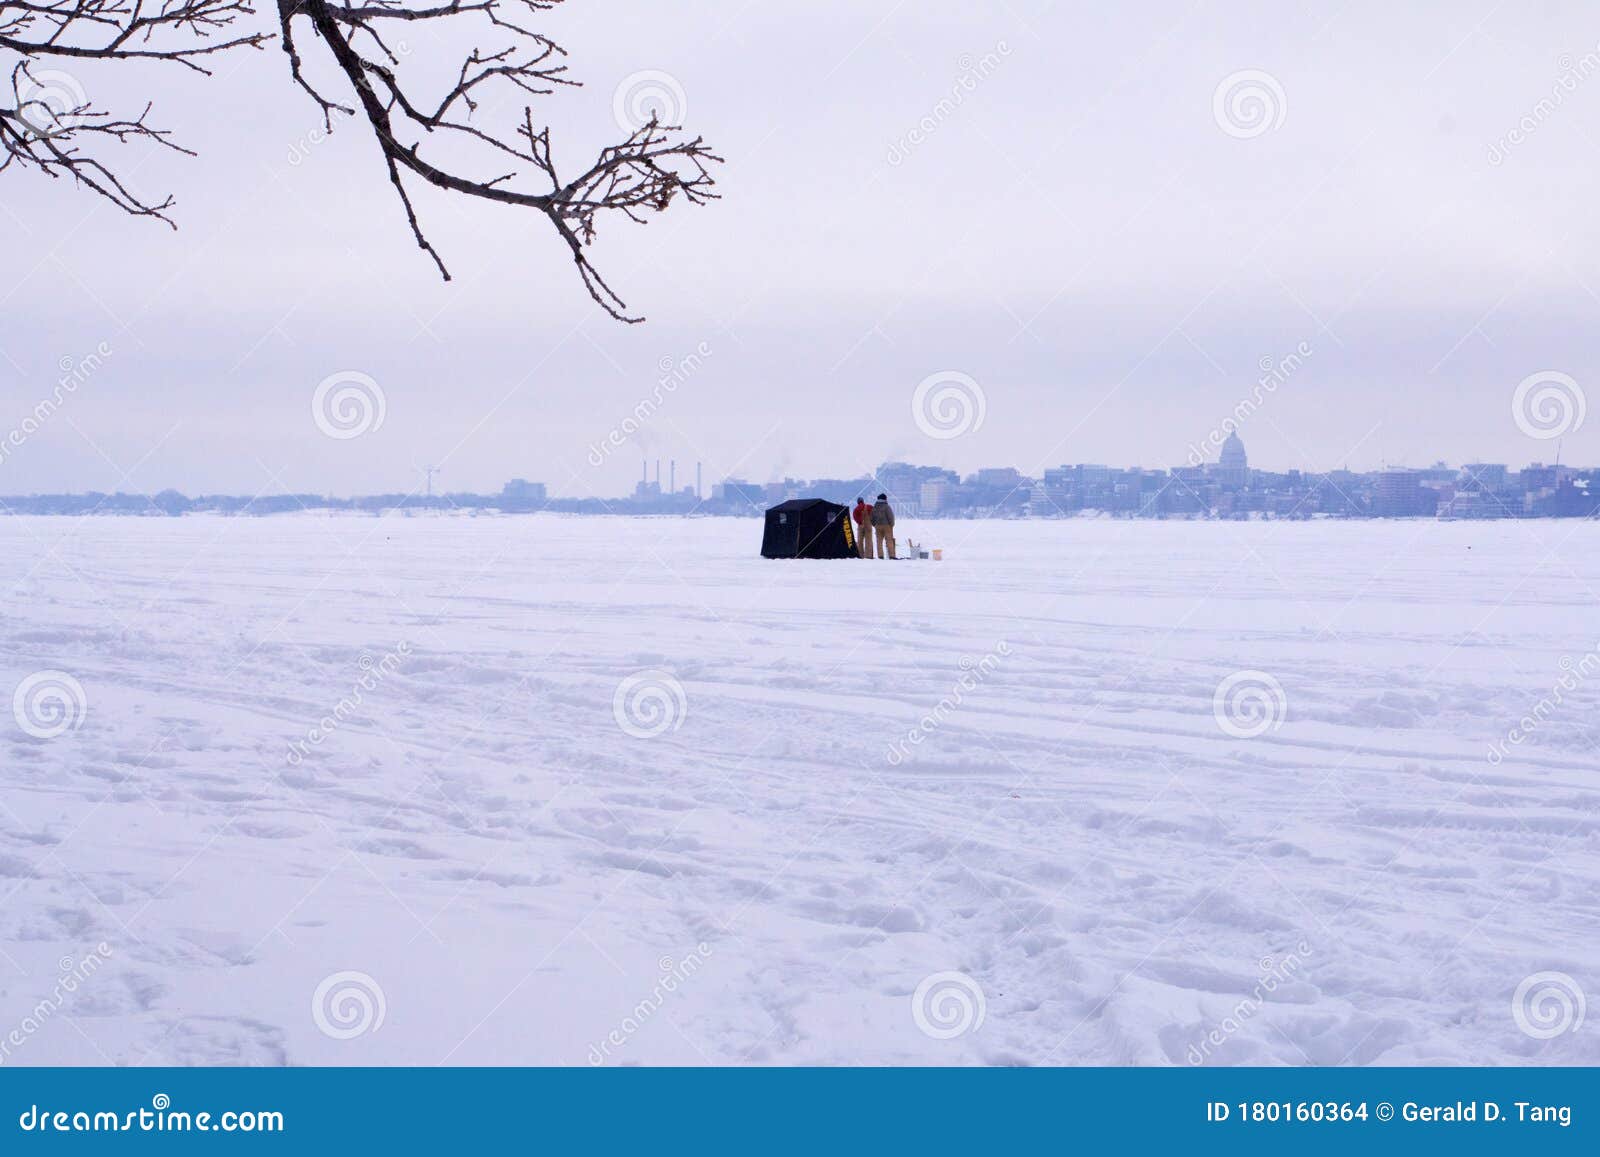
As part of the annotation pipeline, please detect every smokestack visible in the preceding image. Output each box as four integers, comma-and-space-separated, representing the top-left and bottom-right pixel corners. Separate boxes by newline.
670, 459, 676, 495
655, 458, 661, 488
696, 462, 702, 500
642, 459, 647, 486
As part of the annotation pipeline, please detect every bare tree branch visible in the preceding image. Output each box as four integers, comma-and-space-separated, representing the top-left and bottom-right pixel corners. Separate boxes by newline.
0, 0, 721, 322
0, 0, 268, 222
277, 0, 721, 321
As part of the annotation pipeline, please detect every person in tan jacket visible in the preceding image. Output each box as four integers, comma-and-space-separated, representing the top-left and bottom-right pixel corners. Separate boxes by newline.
870, 493, 896, 559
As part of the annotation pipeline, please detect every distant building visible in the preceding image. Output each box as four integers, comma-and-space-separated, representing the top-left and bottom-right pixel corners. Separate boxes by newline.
711, 479, 765, 511
1374, 469, 1436, 517
1536, 478, 1600, 517
500, 478, 547, 509
958, 466, 1030, 514
1442, 490, 1508, 519
973, 467, 1024, 489
764, 479, 805, 504
1164, 466, 1211, 514
920, 477, 950, 512
872, 461, 958, 516
1460, 463, 1507, 491
873, 461, 924, 509
1208, 432, 1249, 490
1519, 463, 1561, 493
809, 476, 878, 506
632, 460, 664, 501
1039, 463, 1117, 510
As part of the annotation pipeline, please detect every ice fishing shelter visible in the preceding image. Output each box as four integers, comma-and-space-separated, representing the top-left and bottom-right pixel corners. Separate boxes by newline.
761, 498, 858, 559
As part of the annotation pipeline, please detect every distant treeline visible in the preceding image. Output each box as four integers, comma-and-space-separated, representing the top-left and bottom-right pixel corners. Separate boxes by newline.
0, 491, 736, 517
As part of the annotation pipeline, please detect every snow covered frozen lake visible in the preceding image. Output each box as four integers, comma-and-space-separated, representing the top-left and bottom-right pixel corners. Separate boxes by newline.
1, 513, 1596, 1066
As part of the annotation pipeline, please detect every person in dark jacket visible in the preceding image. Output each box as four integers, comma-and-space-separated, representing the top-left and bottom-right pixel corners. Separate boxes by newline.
870, 493, 896, 559
851, 497, 873, 558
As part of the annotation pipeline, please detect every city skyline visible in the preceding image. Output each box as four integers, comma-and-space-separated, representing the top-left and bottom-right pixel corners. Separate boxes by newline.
8, 431, 1597, 521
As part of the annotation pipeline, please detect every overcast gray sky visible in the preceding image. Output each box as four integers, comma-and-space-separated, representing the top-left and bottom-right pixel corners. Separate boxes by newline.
3, 0, 1600, 498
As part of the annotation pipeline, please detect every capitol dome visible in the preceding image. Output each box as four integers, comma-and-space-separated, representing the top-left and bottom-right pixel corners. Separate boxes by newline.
1219, 431, 1247, 469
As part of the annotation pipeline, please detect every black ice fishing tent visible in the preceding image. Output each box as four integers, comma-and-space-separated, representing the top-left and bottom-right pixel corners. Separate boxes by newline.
761, 498, 858, 559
